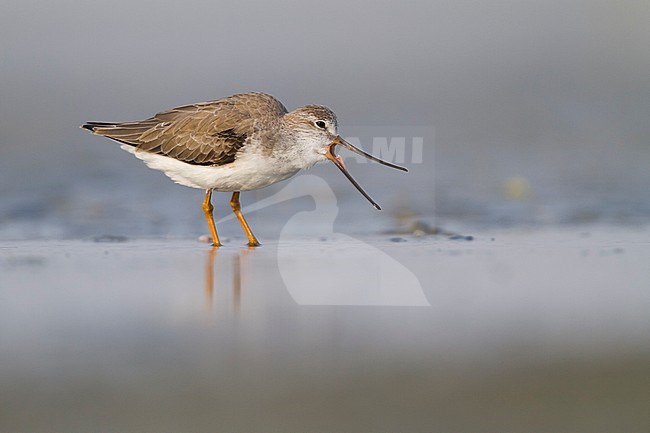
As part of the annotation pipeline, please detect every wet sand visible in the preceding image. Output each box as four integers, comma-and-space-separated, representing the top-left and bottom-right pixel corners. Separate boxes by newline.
1, 227, 649, 432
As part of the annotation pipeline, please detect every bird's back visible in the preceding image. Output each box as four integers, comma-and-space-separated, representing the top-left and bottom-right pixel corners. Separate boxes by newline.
82, 92, 288, 166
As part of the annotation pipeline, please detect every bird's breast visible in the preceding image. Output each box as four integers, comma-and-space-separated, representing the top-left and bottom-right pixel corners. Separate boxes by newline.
211, 151, 302, 192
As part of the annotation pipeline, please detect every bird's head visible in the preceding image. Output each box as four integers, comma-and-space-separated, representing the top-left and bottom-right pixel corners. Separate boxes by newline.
284, 105, 408, 210
284, 105, 339, 159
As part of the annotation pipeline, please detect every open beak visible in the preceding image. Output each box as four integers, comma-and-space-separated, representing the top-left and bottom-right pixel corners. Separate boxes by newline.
325, 136, 408, 211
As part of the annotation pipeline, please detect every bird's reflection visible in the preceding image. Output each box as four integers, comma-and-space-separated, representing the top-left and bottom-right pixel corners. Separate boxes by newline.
232, 252, 241, 311
204, 246, 254, 314
204, 247, 217, 309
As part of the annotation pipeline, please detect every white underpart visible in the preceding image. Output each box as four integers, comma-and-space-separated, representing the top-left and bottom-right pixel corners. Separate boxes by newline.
121, 144, 313, 191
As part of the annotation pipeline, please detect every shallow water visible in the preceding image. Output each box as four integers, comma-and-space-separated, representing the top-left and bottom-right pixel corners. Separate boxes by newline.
1, 228, 649, 432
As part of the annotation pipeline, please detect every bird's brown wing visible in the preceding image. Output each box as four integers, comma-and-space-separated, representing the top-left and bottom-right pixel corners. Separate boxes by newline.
82, 93, 288, 166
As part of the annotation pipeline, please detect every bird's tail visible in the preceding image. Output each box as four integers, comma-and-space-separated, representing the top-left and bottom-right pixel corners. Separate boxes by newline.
80, 120, 159, 147
80, 121, 119, 132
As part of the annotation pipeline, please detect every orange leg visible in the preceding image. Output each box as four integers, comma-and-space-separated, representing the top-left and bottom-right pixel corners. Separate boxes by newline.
202, 189, 221, 247
230, 192, 261, 247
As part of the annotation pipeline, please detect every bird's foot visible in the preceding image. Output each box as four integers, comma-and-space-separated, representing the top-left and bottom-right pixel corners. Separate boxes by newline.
198, 234, 222, 246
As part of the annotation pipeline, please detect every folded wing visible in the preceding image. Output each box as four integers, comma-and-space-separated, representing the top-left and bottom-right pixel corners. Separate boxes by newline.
82, 92, 288, 166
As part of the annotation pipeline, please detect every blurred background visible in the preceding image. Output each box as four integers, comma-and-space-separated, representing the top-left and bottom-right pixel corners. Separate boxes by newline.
1, 0, 649, 239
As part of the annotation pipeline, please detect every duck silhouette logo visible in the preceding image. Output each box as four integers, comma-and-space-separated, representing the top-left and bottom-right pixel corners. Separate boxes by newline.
219, 175, 429, 306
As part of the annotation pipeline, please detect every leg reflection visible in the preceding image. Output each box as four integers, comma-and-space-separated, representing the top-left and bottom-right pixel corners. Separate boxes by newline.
233, 254, 241, 313
204, 246, 218, 310
204, 247, 254, 314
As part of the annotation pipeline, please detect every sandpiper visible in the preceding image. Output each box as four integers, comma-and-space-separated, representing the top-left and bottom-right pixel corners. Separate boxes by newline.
82, 92, 407, 247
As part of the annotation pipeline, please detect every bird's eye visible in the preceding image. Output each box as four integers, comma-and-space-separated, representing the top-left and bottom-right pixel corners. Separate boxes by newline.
315, 120, 326, 129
